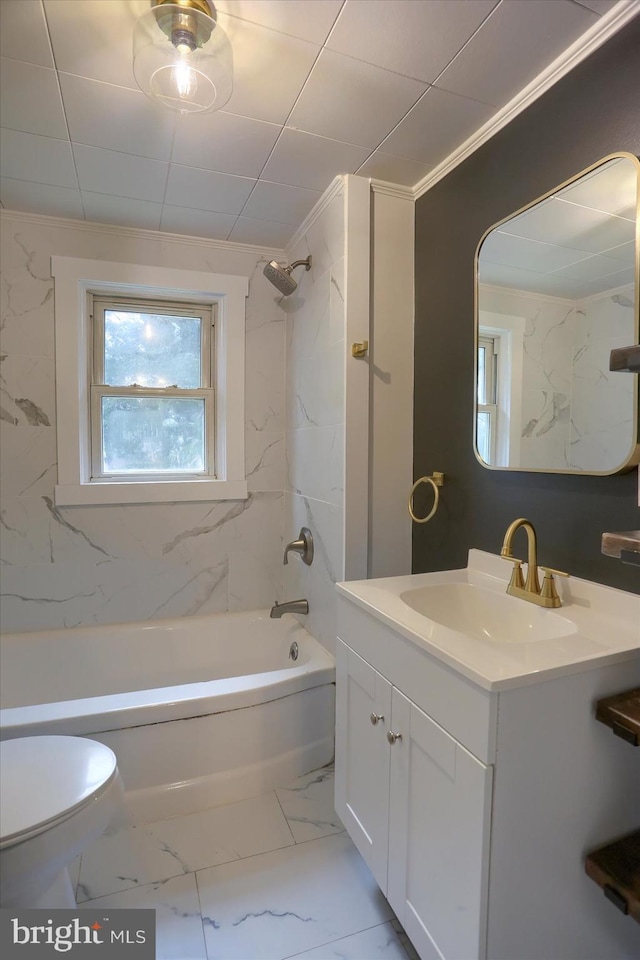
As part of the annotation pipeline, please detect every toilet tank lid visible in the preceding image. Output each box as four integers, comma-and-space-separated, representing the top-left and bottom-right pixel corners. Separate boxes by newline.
0, 736, 118, 845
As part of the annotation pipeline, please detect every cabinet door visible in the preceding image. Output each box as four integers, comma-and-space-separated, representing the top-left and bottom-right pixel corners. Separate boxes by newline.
388, 689, 493, 960
335, 638, 392, 893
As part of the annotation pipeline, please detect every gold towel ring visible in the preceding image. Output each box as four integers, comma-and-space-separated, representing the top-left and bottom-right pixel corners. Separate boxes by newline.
408, 472, 445, 524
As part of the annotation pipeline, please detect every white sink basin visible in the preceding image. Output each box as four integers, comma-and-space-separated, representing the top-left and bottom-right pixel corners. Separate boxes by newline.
400, 582, 577, 644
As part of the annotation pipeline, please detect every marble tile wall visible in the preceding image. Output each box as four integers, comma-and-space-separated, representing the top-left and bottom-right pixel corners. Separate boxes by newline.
480, 284, 636, 472
281, 189, 346, 653
0, 213, 287, 632
569, 287, 636, 471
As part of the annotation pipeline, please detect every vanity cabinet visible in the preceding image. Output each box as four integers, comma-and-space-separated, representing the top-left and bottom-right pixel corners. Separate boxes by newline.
335, 589, 640, 960
335, 629, 493, 960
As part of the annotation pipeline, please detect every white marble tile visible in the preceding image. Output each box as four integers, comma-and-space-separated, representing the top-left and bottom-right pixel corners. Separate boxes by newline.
284, 268, 332, 365
286, 425, 344, 507
197, 833, 393, 960
329, 258, 346, 347
78, 793, 295, 902
228, 546, 282, 612
246, 429, 285, 493
0, 355, 55, 425
289, 341, 345, 431
289, 190, 345, 281
78, 873, 207, 960
276, 767, 343, 843
287, 921, 410, 959
0, 423, 56, 497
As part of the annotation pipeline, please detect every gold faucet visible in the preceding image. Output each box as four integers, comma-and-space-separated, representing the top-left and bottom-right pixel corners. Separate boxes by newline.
500, 518, 569, 608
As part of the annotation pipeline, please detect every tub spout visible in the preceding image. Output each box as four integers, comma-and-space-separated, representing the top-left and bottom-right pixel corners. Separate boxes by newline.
270, 599, 309, 619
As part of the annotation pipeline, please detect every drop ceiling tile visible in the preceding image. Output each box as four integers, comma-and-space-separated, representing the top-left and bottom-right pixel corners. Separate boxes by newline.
228, 216, 296, 246
241, 181, 321, 225
73, 144, 169, 203
603, 240, 635, 264
43, 0, 138, 90
573, 0, 618, 13
59, 74, 175, 161
160, 205, 237, 240
356, 151, 434, 187
216, 1, 343, 44
82, 192, 162, 231
0, 58, 67, 139
261, 129, 369, 191
171, 112, 280, 178
558, 158, 637, 217
327, 0, 498, 83
505, 197, 635, 253
553, 253, 634, 283
0, 130, 77, 189
436, 0, 599, 108
0, 0, 54, 67
481, 231, 591, 273
381, 86, 494, 166
0, 177, 84, 219
288, 49, 427, 149
216, 14, 320, 124
165, 164, 255, 215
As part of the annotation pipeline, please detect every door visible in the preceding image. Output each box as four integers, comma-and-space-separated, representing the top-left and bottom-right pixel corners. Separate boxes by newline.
387, 689, 493, 960
335, 638, 392, 892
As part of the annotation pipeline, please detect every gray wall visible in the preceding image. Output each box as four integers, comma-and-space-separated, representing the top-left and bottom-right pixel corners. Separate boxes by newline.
413, 18, 640, 593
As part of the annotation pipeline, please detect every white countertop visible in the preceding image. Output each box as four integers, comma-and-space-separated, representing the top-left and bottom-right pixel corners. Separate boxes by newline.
336, 550, 640, 691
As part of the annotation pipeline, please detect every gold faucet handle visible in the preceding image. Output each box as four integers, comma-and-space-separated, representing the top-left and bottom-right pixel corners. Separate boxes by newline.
506, 557, 525, 590
539, 566, 569, 579
539, 566, 569, 605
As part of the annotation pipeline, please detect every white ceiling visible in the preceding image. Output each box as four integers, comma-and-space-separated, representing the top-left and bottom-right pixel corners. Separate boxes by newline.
0, 0, 633, 247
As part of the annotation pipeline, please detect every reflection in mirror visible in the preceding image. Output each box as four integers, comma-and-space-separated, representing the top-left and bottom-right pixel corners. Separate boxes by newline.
475, 153, 639, 474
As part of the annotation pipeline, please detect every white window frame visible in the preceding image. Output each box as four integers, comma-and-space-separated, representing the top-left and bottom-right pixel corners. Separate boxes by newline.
90, 296, 215, 481
51, 256, 248, 505
478, 310, 526, 468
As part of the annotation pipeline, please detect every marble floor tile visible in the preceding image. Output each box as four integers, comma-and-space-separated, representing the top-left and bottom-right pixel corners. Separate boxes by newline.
286, 920, 411, 959
197, 832, 393, 960
78, 872, 207, 960
78, 792, 295, 902
276, 766, 344, 843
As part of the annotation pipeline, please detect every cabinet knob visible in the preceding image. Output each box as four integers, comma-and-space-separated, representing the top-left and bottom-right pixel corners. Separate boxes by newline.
370, 713, 384, 726
387, 730, 402, 744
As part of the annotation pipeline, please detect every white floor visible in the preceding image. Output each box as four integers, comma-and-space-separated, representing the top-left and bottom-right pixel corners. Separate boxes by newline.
74, 766, 419, 960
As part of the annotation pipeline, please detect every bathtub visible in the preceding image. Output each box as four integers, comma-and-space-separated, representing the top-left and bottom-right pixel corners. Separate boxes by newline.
0, 611, 335, 822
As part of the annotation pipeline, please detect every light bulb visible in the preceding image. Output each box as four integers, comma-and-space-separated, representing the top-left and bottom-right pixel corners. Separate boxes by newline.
173, 55, 196, 100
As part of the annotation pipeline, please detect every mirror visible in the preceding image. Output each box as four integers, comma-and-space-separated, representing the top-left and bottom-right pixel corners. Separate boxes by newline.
474, 153, 639, 474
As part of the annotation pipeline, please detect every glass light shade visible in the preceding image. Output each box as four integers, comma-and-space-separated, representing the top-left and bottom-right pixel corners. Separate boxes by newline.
133, 3, 232, 114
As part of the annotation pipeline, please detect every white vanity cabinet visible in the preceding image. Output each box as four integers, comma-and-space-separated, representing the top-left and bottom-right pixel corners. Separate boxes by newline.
335, 605, 494, 960
335, 586, 640, 960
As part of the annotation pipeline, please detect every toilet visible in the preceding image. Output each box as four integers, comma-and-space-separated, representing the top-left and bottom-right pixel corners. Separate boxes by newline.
0, 736, 123, 908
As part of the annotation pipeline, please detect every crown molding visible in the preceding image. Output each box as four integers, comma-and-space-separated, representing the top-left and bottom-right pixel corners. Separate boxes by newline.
0, 208, 286, 258
413, 0, 640, 201
370, 179, 415, 200
285, 175, 344, 255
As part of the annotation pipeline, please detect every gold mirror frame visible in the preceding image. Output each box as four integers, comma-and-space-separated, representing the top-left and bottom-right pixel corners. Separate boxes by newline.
473, 152, 640, 476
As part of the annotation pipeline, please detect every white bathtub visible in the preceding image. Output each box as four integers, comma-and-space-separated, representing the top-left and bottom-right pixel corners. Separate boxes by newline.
0, 611, 335, 821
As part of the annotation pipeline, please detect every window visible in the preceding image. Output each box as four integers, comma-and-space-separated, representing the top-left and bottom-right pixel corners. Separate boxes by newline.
51, 257, 248, 505
477, 335, 498, 464
91, 297, 214, 480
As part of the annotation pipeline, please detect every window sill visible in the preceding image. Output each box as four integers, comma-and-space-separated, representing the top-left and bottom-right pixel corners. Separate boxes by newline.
54, 479, 249, 506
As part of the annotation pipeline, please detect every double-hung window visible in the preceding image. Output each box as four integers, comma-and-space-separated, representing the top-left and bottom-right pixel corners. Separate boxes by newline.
91, 297, 215, 481
51, 256, 248, 505
476, 335, 499, 464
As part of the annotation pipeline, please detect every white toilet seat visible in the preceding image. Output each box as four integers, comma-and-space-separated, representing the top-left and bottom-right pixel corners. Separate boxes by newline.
0, 736, 118, 848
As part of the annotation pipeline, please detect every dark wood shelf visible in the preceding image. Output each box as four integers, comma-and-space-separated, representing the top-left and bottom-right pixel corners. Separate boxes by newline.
585, 831, 640, 923
610, 344, 640, 372
595, 688, 640, 746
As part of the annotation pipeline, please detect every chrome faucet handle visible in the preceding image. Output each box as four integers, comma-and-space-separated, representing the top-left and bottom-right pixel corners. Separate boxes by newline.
283, 527, 314, 566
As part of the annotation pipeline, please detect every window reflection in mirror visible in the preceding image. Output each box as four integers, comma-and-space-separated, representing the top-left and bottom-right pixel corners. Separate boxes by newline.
474, 153, 639, 475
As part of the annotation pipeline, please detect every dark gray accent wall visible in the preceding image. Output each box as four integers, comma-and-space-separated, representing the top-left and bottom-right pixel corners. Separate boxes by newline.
413, 17, 640, 593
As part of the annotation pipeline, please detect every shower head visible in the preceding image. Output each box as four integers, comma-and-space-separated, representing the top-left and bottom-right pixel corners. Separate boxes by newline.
263, 257, 312, 296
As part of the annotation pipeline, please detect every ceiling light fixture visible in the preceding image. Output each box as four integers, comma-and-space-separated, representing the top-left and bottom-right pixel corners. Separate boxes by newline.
133, 0, 232, 114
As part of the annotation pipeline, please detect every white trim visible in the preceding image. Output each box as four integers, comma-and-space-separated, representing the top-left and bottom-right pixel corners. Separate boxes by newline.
51, 256, 249, 506
285, 176, 345, 257
0, 209, 285, 258
479, 313, 526, 469
414, 0, 640, 200
343, 175, 371, 581
369, 180, 414, 200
